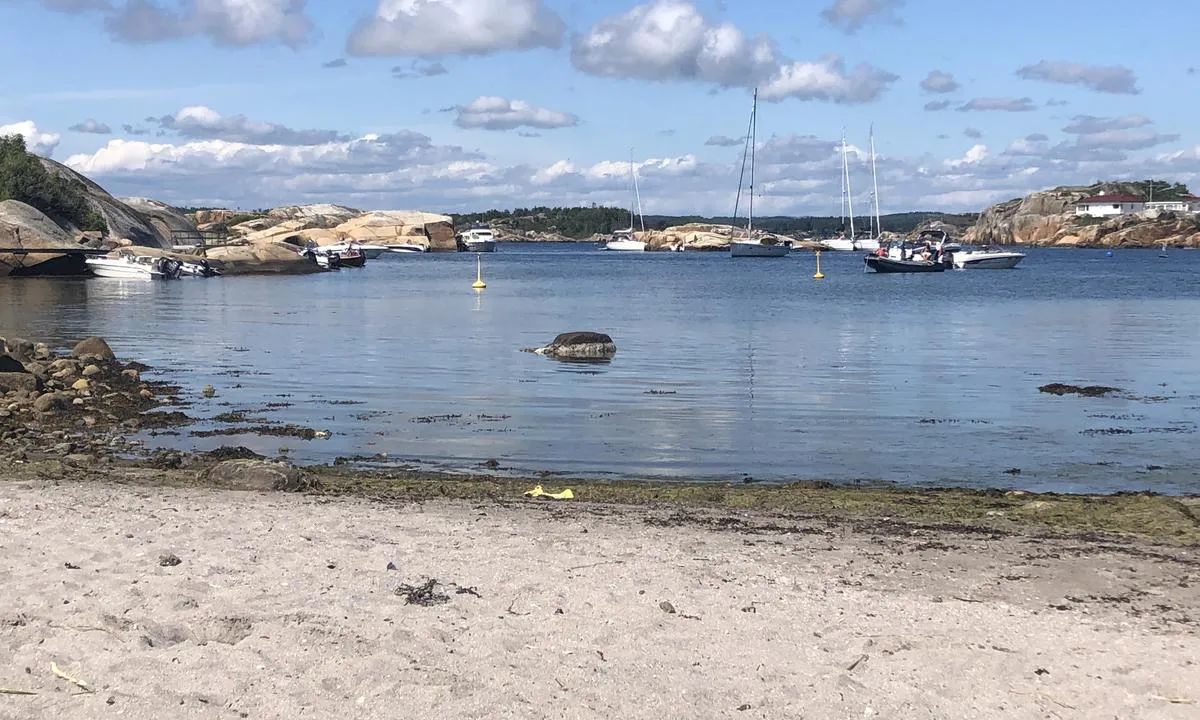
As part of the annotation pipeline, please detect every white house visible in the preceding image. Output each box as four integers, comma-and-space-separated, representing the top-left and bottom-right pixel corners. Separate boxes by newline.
1074, 194, 1145, 217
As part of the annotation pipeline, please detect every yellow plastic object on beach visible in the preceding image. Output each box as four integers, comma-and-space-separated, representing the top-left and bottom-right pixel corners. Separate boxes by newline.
523, 484, 574, 500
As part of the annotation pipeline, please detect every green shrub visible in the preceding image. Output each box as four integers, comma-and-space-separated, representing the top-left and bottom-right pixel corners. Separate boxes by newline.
0, 133, 107, 234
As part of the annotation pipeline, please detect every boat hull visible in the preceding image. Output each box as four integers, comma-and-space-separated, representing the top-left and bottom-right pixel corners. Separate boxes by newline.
953, 252, 1024, 270
86, 264, 155, 280
386, 245, 427, 254
730, 241, 788, 257
464, 240, 497, 253
864, 255, 945, 273
603, 239, 646, 251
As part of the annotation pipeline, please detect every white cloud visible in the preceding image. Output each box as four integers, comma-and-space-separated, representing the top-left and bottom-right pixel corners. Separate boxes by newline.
1075, 129, 1179, 150
759, 56, 897, 103
570, 0, 778, 87
944, 144, 988, 168
820, 0, 903, 33
957, 97, 1036, 112
154, 105, 348, 144
1016, 60, 1140, 95
69, 118, 113, 134
705, 135, 743, 147
451, 97, 578, 131
347, 0, 564, 56
571, 1, 895, 103
0, 120, 61, 156
1061, 114, 1151, 135
104, 0, 313, 47
919, 69, 959, 94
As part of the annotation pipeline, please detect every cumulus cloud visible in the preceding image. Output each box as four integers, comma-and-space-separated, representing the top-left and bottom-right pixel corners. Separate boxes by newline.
0, 121, 61, 156
103, 0, 313, 47
69, 118, 113, 134
1016, 60, 1140, 94
919, 69, 958, 93
450, 96, 577, 131
820, 0, 903, 33
391, 59, 448, 78
571, 1, 896, 103
957, 97, 1036, 112
155, 105, 348, 144
963, 127, 982, 139
923, 100, 951, 111
705, 135, 743, 147
347, 0, 564, 56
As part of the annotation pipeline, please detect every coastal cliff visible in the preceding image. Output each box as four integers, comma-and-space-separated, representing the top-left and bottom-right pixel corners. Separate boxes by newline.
964, 182, 1200, 249
193, 206, 458, 252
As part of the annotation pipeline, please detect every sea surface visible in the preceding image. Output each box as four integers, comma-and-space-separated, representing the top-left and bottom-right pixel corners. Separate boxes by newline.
3, 244, 1200, 493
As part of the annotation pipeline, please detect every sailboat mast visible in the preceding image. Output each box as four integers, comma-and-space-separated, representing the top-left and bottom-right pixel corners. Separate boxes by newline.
840, 129, 847, 229
748, 89, 756, 238
845, 136, 856, 240
631, 150, 645, 232
869, 124, 881, 238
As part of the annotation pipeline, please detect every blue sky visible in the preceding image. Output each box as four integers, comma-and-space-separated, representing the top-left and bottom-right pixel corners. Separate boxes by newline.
2, 0, 1197, 215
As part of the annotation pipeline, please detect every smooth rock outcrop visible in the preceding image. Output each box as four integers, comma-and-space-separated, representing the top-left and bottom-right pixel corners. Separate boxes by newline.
203, 241, 322, 275
527, 332, 618, 361
0, 200, 86, 276
120, 197, 201, 245
38, 157, 173, 248
334, 211, 456, 251
200, 460, 315, 492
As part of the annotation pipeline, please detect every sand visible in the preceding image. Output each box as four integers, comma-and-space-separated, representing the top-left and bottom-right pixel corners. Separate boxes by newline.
1, 479, 1197, 719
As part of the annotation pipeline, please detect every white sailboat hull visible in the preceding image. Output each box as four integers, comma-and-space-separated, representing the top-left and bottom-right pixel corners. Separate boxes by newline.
821, 237, 856, 251
953, 251, 1024, 269
730, 241, 788, 257
603, 238, 646, 251
386, 244, 427, 254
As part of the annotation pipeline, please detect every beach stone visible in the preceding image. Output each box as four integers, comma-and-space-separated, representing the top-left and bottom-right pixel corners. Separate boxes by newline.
530, 331, 618, 361
33, 343, 51, 360
71, 337, 116, 361
3, 338, 35, 363
81, 364, 102, 377
32, 392, 67, 413
71, 379, 90, 391
0, 372, 42, 394
0, 354, 26, 373
122, 369, 140, 380
200, 459, 315, 492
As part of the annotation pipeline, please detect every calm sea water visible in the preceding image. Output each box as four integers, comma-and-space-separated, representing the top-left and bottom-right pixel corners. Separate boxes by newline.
3, 244, 1200, 493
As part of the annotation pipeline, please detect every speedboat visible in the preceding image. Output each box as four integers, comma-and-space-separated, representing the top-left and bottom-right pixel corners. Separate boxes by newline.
324, 241, 386, 259
85, 253, 182, 280
458, 226, 498, 252
313, 246, 365, 267
864, 254, 946, 273
950, 245, 1024, 270
864, 229, 950, 273
179, 259, 220, 277
386, 243, 428, 254
602, 229, 646, 252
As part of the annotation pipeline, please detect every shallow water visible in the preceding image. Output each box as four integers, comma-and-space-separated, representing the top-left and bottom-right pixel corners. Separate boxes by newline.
3, 245, 1200, 493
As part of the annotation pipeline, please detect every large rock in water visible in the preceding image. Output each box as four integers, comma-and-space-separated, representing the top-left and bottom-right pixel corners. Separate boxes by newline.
203, 241, 322, 275
71, 336, 116, 361
529, 332, 618, 361
0, 199, 87, 276
334, 211, 456, 251
39, 157, 173, 248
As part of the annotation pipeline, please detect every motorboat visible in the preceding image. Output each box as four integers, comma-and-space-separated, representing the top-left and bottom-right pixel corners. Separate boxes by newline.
729, 89, 788, 259
85, 252, 182, 280
602, 229, 646, 252
458, 226, 498, 253
385, 243, 428, 254
179, 258, 221, 277
864, 229, 950, 273
950, 245, 1025, 269
324, 241, 387, 259
602, 151, 648, 252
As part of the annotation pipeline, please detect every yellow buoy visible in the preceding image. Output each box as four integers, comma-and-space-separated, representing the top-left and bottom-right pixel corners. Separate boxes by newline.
471, 253, 486, 289
813, 249, 825, 280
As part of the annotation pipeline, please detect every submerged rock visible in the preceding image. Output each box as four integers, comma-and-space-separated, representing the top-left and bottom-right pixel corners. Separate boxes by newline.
527, 332, 617, 361
1038, 383, 1121, 397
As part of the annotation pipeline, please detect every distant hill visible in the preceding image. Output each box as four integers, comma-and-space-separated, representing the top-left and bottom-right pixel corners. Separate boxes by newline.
450, 206, 978, 239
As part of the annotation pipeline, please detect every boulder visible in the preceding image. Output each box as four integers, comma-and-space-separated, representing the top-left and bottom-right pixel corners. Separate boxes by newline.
2, 337, 36, 363
203, 241, 323, 275
200, 460, 315, 492
71, 336, 116, 361
528, 332, 618, 361
334, 211, 456, 252
32, 392, 68, 413
0, 354, 27, 373
0, 372, 41, 393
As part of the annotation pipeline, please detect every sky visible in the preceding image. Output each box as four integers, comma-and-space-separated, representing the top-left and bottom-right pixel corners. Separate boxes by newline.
1, 0, 1198, 217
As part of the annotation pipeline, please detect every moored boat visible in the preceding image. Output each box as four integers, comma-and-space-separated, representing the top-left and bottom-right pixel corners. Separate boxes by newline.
85, 252, 182, 280
458, 226, 498, 252
385, 243, 428, 254
729, 89, 788, 259
950, 246, 1025, 269
864, 229, 950, 273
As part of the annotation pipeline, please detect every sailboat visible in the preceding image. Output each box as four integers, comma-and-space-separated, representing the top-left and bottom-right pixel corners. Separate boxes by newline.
859, 125, 882, 252
1160, 241, 1169, 258
730, 89, 789, 258
602, 151, 647, 251
821, 131, 857, 252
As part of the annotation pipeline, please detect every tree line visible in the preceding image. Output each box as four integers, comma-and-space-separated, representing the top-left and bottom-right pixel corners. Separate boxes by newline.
0, 134, 107, 233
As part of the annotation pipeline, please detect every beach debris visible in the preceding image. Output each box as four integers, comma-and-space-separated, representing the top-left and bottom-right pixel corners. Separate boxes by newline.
1038, 383, 1120, 397
1035, 668, 1050, 676
846, 654, 869, 672
201, 385, 216, 398
158, 553, 182, 567
395, 579, 449, 606
737, 704, 752, 711
0, 688, 37, 695
386, 561, 397, 571
64, 562, 81, 570
523, 484, 574, 500
50, 662, 94, 693
659, 601, 677, 614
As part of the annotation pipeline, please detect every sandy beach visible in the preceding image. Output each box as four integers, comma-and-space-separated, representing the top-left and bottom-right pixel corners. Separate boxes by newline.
1, 475, 1197, 719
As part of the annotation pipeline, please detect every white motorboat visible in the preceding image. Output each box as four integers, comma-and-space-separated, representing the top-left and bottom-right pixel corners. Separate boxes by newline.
85, 253, 181, 280
324, 241, 386, 259
602, 151, 648, 252
950, 245, 1025, 269
386, 243, 428, 254
729, 89, 788, 259
459, 226, 498, 252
